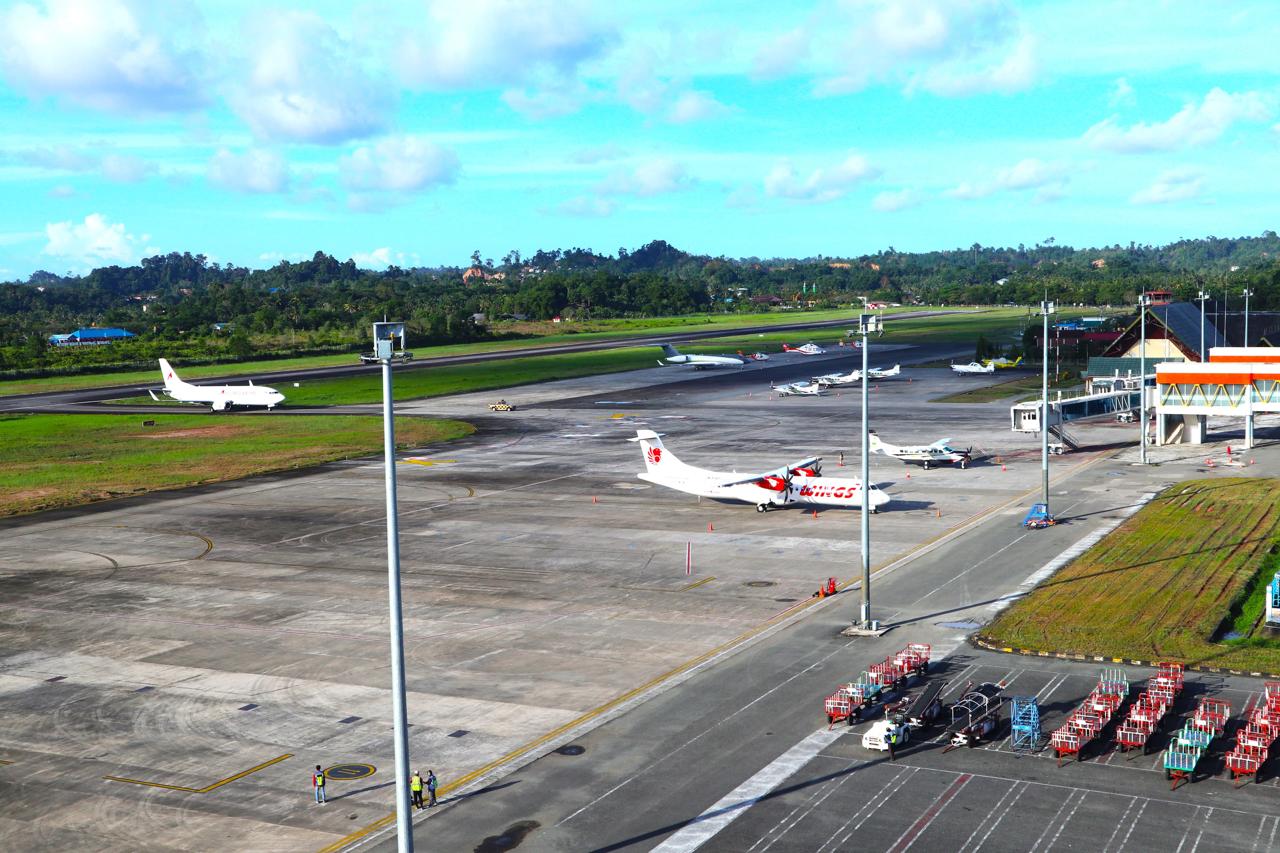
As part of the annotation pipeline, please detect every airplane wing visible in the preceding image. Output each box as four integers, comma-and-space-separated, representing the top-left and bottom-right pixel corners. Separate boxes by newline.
930, 438, 955, 448
716, 456, 821, 487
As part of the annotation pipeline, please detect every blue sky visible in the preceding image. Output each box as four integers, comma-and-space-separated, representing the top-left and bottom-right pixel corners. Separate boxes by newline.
0, 0, 1278, 278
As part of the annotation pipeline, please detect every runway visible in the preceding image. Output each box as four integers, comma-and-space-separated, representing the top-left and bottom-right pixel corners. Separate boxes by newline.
2, 341, 1272, 851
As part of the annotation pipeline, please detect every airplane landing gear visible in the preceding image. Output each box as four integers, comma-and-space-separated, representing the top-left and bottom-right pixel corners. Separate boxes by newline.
756, 504, 770, 513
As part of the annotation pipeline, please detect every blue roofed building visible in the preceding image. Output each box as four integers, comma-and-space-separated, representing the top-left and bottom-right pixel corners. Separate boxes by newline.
48, 327, 137, 346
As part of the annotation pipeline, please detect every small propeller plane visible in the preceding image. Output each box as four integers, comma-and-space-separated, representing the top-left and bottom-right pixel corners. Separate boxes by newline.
867, 364, 902, 379
150, 359, 285, 411
656, 344, 746, 369
631, 430, 890, 513
983, 356, 1023, 369
950, 361, 996, 375
813, 370, 860, 387
782, 342, 826, 355
776, 381, 827, 396
869, 432, 973, 469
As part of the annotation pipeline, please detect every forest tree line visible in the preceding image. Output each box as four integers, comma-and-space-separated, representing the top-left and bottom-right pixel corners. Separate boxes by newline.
5, 233, 1280, 373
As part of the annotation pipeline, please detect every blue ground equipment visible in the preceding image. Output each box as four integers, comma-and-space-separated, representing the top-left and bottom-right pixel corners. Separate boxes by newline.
1021, 503, 1057, 529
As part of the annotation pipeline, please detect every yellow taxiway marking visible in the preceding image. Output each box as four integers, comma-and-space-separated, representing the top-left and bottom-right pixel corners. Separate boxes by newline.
610, 413, 627, 419
680, 576, 716, 591
0, 759, 12, 766
105, 753, 292, 793
319, 449, 1114, 853
404, 458, 457, 467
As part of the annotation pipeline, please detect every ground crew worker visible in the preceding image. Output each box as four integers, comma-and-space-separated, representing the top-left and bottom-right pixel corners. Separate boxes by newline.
313, 765, 326, 804
426, 770, 438, 807
410, 770, 425, 809
887, 729, 897, 762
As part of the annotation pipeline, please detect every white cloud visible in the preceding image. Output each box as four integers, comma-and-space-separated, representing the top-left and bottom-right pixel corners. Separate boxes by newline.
666, 90, 731, 124
1084, 87, 1271, 153
572, 143, 626, 165
340, 136, 460, 193
43, 213, 147, 269
1130, 168, 1204, 205
0, 0, 207, 113
752, 28, 811, 80
726, 184, 761, 210
597, 157, 693, 197
399, 0, 613, 91
100, 153, 153, 183
502, 82, 593, 119
349, 247, 419, 268
812, 0, 1035, 97
764, 152, 880, 203
555, 195, 617, 217
15, 144, 155, 182
1109, 77, 1136, 108
47, 184, 76, 198
207, 148, 291, 194
872, 188, 922, 212
231, 11, 393, 144
945, 157, 1067, 200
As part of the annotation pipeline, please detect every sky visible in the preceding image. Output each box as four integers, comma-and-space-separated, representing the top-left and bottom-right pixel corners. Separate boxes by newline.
0, 0, 1278, 278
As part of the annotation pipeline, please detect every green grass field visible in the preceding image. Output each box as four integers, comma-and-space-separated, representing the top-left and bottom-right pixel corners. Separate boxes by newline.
981, 478, 1280, 672
0, 413, 473, 517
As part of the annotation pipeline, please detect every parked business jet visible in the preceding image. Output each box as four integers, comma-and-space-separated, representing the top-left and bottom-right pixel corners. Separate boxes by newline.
631, 430, 890, 512
151, 359, 286, 410
782, 342, 826, 355
984, 356, 1023, 369
776, 381, 827, 396
869, 432, 972, 469
656, 344, 746, 369
950, 361, 996, 375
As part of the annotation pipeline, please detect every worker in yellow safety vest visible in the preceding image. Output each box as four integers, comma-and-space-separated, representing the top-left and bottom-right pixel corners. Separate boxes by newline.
410, 770, 425, 809
313, 765, 326, 804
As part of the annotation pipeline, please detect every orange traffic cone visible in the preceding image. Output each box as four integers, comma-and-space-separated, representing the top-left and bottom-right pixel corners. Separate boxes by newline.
906, 473, 911, 479
592, 496, 598, 504
1001, 464, 1006, 472
812, 509, 819, 519
707, 522, 714, 532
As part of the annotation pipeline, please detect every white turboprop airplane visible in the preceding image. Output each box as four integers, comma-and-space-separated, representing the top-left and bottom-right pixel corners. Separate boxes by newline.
867, 364, 902, 379
631, 430, 890, 513
151, 359, 286, 410
776, 381, 827, 396
782, 342, 826, 355
983, 356, 1023, 369
813, 370, 859, 387
656, 344, 746, 369
950, 361, 996, 375
869, 432, 973, 469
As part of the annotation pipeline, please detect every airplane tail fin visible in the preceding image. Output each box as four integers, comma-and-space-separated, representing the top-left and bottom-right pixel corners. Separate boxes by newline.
660, 344, 681, 358
158, 358, 186, 390
868, 431, 888, 454
628, 429, 682, 474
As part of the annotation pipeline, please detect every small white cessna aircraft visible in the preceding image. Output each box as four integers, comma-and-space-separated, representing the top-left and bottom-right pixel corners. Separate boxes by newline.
656, 344, 746, 369
868, 364, 902, 379
151, 359, 286, 410
869, 432, 972, 469
631, 430, 890, 513
782, 342, 826, 355
984, 356, 1023, 369
813, 370, 859, 387
950, 361, 996, 375
776, 381, 827, 396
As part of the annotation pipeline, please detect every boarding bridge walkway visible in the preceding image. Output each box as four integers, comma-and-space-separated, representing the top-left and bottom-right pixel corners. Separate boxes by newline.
1010, 387, 1142, 435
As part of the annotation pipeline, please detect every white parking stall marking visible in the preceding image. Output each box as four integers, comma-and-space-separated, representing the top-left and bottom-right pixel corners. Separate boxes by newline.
1101, 796, 1140, 853
650, 728, 846, 853
957, 780, 1026, 853
1030, 788, 1085, 851
1252, 814, 1280, 852
817, 767, 918, 853
1111, 797, 1149, 852
748, 758, 867, 853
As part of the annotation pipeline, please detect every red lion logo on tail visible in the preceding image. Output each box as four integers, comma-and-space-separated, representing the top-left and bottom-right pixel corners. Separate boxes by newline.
646, 447, 662, 465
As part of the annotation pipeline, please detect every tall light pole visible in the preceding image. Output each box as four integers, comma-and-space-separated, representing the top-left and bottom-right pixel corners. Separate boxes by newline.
1242, 287, 1252, 345
1138, 296, 1151, 465
1196, 289, 1210, 361
1039, 300, 1054, 509
374, 322, 414, 853
856, 302, 881, 629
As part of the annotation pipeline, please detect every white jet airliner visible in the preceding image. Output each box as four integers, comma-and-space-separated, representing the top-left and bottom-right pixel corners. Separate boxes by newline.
151, 359, 286, 410
782, 342, 826, 355
631, 430, 890, 512
950, 361, 996, 375
869, 432, 972, 469
656, 344, 746, 369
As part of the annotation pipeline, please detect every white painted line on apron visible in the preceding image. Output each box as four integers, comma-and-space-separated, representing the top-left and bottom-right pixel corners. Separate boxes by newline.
650, 727, 845, 853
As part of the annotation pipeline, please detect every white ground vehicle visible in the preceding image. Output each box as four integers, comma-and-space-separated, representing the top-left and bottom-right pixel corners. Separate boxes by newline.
862, 718, 911, 751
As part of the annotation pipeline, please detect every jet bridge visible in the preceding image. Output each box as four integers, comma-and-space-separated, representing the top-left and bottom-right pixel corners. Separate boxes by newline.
1010, 386, 1144, 434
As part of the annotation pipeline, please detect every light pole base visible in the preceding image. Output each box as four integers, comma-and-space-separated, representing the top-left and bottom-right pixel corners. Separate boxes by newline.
842, 622, 890, 638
